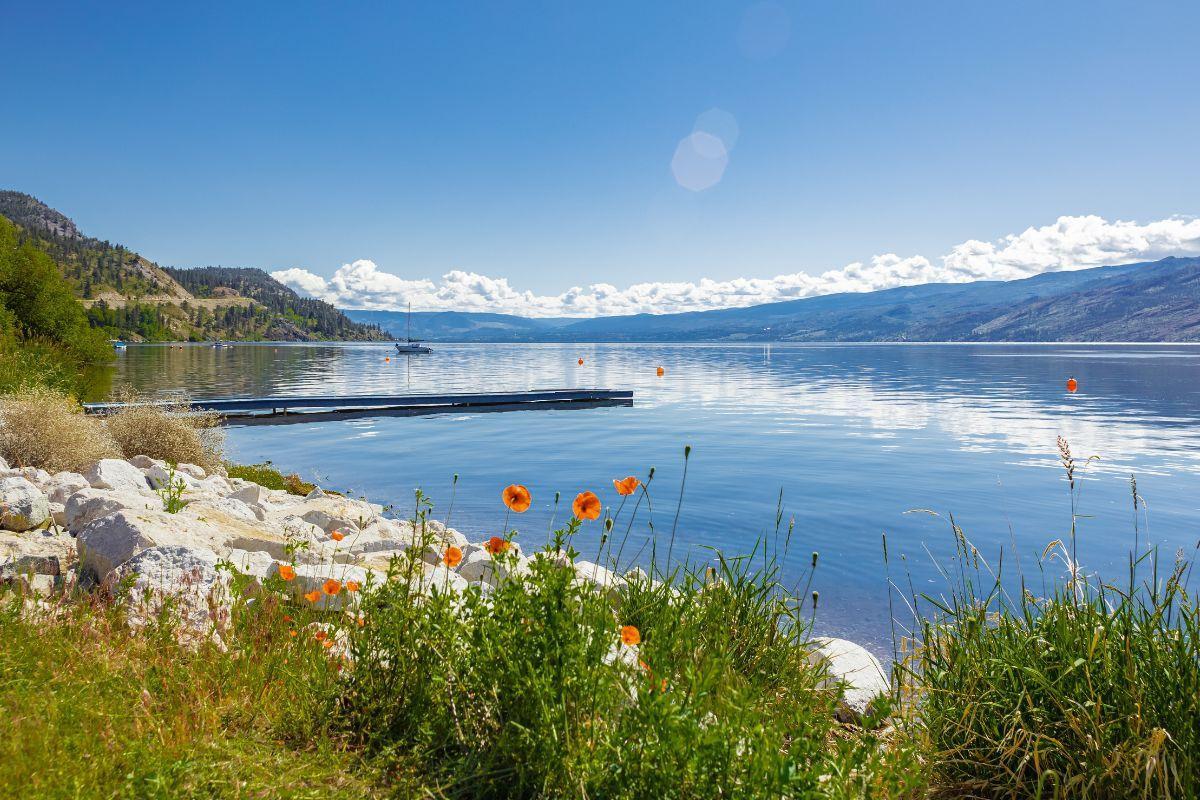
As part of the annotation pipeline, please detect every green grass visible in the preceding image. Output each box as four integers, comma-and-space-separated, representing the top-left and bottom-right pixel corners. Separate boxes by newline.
226, 461, 318, 496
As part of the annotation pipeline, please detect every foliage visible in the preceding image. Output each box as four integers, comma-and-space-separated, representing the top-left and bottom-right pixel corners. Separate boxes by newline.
0, 386, 119, 472
105, 394, 225, 469
226, 461, 316, 495
0, 215, 113, 396
897, 445, 1200, 799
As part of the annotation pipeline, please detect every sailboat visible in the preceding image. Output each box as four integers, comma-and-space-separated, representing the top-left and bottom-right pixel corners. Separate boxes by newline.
394, 303, 432, 354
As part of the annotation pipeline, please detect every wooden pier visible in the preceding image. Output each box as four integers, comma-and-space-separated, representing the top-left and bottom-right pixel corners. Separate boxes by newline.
83, 389, 634, 422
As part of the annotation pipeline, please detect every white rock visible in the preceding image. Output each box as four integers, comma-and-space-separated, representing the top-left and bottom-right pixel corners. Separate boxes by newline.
64, 488, 163, 533
305, 487, 326, 500
176, 463, 207, 479
46, 472, 90, 504
186, 497, 259, 525
806, 637, 889, 724
18, 467, 52, 488
146, 463, 200, 491
410, 563, 468, 595
0, 456, 8, 470
0, 477, 51, 531
197, 475, 231, 495
457, 548, 528, 587
229, 482, 265, 505
49, 502, 66, 527
0, 529, 76, 577
128, 455, 165, 470
109, 545, 230, 638
85, 459, 151, 494
224, 547, 276, 578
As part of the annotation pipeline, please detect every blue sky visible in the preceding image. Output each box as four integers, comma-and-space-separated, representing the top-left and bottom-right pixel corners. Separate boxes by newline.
4, 1, 1199, 315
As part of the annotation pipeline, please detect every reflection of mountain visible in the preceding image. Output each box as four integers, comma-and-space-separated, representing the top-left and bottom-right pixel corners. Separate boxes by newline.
347, 257, 1200, 342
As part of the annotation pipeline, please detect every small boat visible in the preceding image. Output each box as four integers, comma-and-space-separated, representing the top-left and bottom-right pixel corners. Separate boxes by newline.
394, 303, 432, 355
111, 339, 127, 350
211, 341, 233, 349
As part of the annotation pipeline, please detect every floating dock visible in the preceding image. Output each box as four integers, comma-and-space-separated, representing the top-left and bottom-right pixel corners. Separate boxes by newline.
83, 389, 634, 422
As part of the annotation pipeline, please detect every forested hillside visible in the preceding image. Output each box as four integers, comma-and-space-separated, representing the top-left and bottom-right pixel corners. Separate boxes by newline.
0, 191, 387, 343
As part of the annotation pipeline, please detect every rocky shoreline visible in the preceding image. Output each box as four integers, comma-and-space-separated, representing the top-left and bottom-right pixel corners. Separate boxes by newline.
0, 456, 887, 722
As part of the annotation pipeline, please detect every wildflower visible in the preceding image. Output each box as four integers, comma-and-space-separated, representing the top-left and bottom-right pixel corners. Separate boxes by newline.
620, 625, 641, 646
289, 629, 297, 638
282, 615, 293, 623
356, 615, 365, 628
322, 639, 334, 649
485, 536, 510, 555
304, 590, 322, 604
278, 564, 296, 581
502, 484, 532, 513
444, 545, 463, 567
330, 530, 345, 542
314, 630, 327, 641
613, 476, 640, 496
573, 491, 601, 521
322, 578, 342, 595
345, 580, 360, 593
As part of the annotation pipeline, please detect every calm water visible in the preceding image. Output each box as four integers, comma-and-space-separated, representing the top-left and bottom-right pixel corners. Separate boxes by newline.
114, 343, 1200, 655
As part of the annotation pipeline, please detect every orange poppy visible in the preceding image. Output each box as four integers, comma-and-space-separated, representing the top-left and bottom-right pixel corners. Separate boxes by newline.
289, 629, 297, 637
314, 630, 327, 641
322, 639, 334, 649
613, 476, 640, 496
345, 580, 360, 593
485, 536, 510, 555
282, 615, 293, 623
572, 491, 602, 521
356, 615, 366, 628
330, 530, 345, 542
304, 590, 322, 604
278, 564, 296, 581
1066, 377, 1078, 393
620, 625, 641, 646
322, 578, 342, 596
444, 545, 463, 567
502, 484, 532, 513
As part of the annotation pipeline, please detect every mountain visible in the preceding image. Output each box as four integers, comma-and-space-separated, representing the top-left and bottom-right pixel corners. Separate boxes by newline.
345, 257, 1200, 342
348, 309, 575, 340
0, 191, 387, 342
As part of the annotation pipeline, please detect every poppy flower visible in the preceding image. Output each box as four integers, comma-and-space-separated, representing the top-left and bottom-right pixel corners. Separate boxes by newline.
572, 491, 602, 521
345, 580, 360, 593
304, 590, 322, 604
444, 545, 463, 567
502, 484, 532, 513
314, 630, 327, 641
289, 629, 297, 638
322, 578, 342, 596
330, 530, 345, 542
278, 564, 296, 581
620, 625, 641, 646
322, 639, 334, 649
613, 476, 640, 496
485, 536, 510, 555
356, 615, 366, 628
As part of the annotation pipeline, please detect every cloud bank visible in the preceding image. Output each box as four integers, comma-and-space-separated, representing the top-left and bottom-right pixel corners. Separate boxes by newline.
272, 214, 1200, 318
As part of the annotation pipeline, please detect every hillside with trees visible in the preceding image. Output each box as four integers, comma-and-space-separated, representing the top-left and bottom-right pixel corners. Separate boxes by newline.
0, 191, 387, 343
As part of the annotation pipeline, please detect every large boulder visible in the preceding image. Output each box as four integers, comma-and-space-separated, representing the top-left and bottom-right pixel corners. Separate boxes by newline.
46, 472, 91, 505
0, 529, 76, 579
146, 463, 200, 491
0, 477, 51, 531
85, 459, 151, 494
63, 488, 163, 533
109, 545, 230, 640
806, 637, 890, 724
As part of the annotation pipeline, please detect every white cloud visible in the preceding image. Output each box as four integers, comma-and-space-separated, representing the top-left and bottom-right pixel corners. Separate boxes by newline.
272, 214, 1200, 318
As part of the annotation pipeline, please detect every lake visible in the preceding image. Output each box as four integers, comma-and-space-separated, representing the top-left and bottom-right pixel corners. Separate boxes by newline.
113, 342, 1200, 655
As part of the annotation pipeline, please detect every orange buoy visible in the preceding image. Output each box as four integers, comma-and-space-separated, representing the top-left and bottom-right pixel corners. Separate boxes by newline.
656, 366, 665, 376
385, 356, 391, 363
1066, 377, 1078, 393
578, 357, 584, 366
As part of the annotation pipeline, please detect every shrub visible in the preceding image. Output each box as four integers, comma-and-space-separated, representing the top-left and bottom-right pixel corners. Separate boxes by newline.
0, 385, 118, 472
898, 444, 1200, 799
226, 461, 315, 495
104, 394, 224, 469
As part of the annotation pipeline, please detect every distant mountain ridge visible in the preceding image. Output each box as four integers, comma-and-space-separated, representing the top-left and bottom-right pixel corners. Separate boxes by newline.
348, 256, 1200, 342
0, 191, 387, 342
